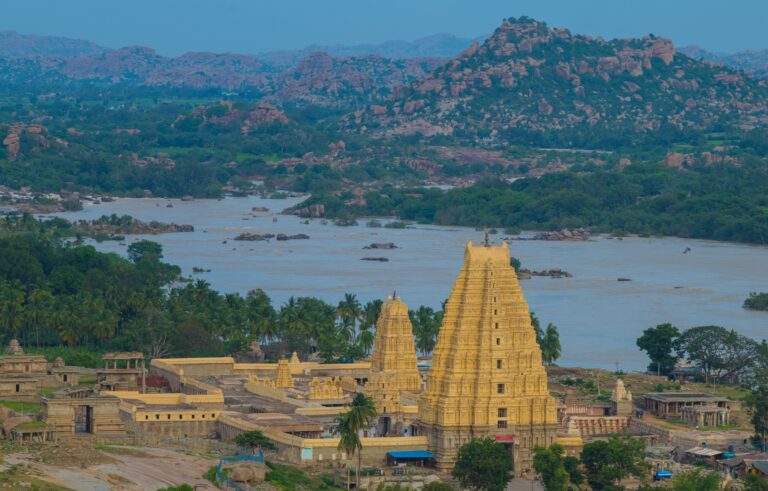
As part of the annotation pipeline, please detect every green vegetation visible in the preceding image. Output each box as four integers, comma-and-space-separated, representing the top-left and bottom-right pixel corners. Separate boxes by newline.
310, 161, 768, 244
335, 393, 377, 489
0, 233, 446, 361
637, 323, 680, 376
265, 462, 342, 491
581, 436, 648, 489
533, 443, 570, 491
157, 485, 194, 491
452, 438, 514, 491
233, 430, 276, 452
744, 292, 768, 311
0, 401, 41, 414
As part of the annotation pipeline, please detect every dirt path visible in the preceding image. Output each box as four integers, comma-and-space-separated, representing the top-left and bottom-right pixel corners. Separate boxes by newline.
7, 446, 218, 491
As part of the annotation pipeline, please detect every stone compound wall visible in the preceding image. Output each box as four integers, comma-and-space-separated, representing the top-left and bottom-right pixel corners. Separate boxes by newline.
568, 416, 630, 436
217, 414, 427, 467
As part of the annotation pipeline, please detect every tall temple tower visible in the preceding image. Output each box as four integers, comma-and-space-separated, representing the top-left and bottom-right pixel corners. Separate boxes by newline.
418, 241, 559, 470
369, 295, 422, 393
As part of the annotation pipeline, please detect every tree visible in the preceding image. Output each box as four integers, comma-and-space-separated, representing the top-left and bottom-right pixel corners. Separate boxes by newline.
743, 474, 768, 491
233, 430, 276, 452
452, 438, 513, 491
746, 381, 768, 452
541, 323, 562, 365
675, 325, 729, 384
563, 455, 584, 488
533, 444, 569, 491
127, 240, 163, 263
636, 323, 680, 376
531, 312, 543, 345
335, 393, 377, 489
668, 469, 720, 491
676, 326, 759, 384
580, 437, 648, 490
412, 306, 440, 356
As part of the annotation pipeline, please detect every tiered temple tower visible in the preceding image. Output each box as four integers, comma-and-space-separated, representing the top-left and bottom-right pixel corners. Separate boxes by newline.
418, 241, 559, 470
369, 295, 422, 393
611, 378, 633, 416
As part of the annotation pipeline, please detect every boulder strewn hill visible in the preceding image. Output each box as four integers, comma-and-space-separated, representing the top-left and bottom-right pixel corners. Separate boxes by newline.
355, 17, 768, 147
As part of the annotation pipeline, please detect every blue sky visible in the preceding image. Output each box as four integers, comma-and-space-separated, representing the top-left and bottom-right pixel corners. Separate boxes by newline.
1, 0, 765, 56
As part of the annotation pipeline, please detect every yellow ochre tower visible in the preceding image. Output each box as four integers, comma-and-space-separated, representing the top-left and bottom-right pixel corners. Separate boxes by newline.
369, 295, 422, 393
418, 240, 558, 470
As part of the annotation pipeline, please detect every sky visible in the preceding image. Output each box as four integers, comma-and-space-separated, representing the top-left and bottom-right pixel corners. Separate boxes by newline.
1, 0, 766, 56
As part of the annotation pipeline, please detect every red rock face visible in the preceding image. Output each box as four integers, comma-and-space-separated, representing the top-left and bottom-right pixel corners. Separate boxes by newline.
360, 17, 767, 139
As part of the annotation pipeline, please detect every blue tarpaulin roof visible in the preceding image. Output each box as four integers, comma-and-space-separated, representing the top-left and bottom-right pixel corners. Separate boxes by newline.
387, 451, 434, 459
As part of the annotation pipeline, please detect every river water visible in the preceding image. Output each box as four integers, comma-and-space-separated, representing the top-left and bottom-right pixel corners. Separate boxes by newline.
53, 196, 768, 371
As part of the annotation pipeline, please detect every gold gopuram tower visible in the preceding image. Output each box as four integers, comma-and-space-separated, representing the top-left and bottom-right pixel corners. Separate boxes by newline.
369, 295, 422, 393
418, 241, 559, 470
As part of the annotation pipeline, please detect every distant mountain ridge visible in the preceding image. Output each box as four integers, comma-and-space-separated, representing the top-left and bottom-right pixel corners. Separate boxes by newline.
256, 33, 481, 68
356, 17, 768, 147
0, 30, 109, 58
679, 45, 768, 78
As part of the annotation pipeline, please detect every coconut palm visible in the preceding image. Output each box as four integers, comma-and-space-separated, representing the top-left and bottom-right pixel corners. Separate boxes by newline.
541, 323, 562, 365
335, 393, 377, 488
336, 293, 362, 341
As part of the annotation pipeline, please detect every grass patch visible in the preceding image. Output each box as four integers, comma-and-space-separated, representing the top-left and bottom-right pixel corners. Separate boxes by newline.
26, 347, 104, 369
17, 421, 48, 428
266, 462, 343, 491
0, 401, 41, 414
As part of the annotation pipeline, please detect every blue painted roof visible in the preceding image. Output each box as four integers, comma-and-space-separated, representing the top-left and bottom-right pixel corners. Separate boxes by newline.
387, 451, 434, 459
655, 470, 673, 477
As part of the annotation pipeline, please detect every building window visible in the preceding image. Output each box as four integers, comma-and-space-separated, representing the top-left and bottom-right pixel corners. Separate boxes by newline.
145, 415, 149, 420
191, 414, 195, 419
202, 414, 206, 419
496, 338, 501, 345
497, 384, 505, 394
495, 322, 499, 329
155, 415, 160, 420
494, 309, 498, 315
14, 384, 19, 393
497, 420, 507, 429
497, 360, 503, 369
167, 414, 171, 420
498, 408, 507, 417
179, 415, 183, 420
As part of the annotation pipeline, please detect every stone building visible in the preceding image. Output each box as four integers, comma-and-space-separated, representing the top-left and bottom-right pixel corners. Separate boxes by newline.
643, 392, 730, 422
41, 389, 126, 438
97, 352, 146, 392
611, 378, 634, 417
275, 359, 293, 388
418, 241, 559, 470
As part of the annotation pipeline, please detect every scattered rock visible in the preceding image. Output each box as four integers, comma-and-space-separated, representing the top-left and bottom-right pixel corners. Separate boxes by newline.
363, 242, 397, 250
361, 257, 389, 262
234, 233, 275, 241
617, 277, 632, 282
276, 233, 310, 241
251, 207, 270, 212
530, 228, 591, 241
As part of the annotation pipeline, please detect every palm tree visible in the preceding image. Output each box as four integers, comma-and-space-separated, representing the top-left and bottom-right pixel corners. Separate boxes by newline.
541, 323, 562, 365
357, 326, 375, 356
335, 394, 377, 488
336, 293, 362, 341
335, 413, 360, 490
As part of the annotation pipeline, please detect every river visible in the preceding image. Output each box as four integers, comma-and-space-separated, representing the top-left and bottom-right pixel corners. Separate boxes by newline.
53, 196, 768, 371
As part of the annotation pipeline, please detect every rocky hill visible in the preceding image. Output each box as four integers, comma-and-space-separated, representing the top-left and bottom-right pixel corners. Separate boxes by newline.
0, 30, 108, 58
0, 45, 442, 105
679, 45, 768, 78
356, 17, 768, 147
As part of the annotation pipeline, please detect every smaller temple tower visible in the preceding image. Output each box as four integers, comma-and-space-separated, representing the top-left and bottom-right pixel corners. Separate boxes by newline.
611, 379, 633, 416
368, 295, 422, 393
275, 359, 294, 388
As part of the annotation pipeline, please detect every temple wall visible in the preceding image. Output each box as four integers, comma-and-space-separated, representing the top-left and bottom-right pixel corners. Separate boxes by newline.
568, 416, 629, 436
217, 414, 427, 466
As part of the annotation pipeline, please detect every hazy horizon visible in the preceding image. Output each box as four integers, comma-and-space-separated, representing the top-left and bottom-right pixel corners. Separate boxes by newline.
0, 0, 766, 57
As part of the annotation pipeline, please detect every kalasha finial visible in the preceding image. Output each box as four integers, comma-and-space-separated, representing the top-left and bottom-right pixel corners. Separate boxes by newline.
483, 228, 491, 247
393, 289, 397, 299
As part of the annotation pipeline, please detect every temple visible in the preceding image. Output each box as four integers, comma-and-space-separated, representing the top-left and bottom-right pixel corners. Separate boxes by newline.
418, 241, 559, 469
368, 295, 422, 393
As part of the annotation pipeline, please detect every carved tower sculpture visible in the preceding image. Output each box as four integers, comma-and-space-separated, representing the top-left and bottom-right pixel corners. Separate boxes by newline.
369, 295, 422, 393
611, 378, 633, 417
418, 241, 559, 470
